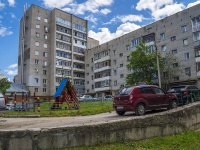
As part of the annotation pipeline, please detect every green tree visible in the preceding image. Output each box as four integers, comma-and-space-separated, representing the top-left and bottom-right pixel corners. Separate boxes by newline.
162, 52, 182, 90
126, 42, 164, 85
0, 78, 11, 94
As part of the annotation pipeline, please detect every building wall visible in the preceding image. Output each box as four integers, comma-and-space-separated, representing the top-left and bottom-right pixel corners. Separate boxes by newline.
15, 5, 98, 98
85, 4, 200, 97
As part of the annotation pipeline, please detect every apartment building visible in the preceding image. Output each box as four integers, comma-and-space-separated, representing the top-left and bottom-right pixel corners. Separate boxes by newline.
14, 4, 99, 97
85, 3, 200, 98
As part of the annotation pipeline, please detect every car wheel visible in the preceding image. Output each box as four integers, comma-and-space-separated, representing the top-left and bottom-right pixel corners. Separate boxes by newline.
169, 100, 177, 109
135, 103, 145, 116
116, 111, 125, 116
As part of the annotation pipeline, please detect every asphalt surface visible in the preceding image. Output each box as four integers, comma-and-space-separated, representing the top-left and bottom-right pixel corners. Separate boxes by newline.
0, 109, 169, 131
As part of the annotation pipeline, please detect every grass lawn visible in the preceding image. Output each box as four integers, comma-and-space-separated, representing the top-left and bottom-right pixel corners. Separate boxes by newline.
3, 100, 113, 117
67, 130, 200, 150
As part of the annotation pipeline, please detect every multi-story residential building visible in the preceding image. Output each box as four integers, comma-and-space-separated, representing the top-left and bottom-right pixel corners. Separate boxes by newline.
14, 4, 99, 98
85, 3, 200, 98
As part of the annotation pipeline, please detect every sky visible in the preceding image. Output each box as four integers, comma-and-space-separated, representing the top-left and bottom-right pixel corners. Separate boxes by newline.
0, 0, 200, 81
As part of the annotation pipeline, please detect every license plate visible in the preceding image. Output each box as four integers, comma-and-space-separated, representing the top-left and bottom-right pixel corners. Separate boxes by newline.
117, 106, 124, 109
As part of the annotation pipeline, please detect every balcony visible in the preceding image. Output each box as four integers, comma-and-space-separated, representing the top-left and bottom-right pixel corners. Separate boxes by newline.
94, 86, 111, 92
94, 56, 110, 64
73, 67, 85, 72
194, 40, 200, 47
94, 66, 111, 73
94, 76, 111, 82
192, 24, 200, 32
73, 59, 85, 64
145, 41, 155, 46
195, 57, 200, 62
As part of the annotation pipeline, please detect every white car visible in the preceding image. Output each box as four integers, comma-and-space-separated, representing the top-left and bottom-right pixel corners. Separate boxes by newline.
79, 95, 98, 101
103, 95, 113, 100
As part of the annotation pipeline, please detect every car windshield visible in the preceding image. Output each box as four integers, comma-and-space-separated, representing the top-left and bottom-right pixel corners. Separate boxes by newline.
168, 86, 186, 92
119, 87, 134, 95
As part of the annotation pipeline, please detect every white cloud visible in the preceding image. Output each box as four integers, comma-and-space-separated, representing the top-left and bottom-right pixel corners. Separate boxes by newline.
8, 63, 17, 69
85, 14, 98, 24
136, 0, 185, 20
0, 1, 5, 9
187, 0, 200, 8
4, 69, 17, 76
7, 0, 15, 7
43, 0, 73, 8
0, 27, 13, 37
104, 14, 144, 25
88, 22, 140, 44
100, 8, 111, 15
10, 13, 17, 19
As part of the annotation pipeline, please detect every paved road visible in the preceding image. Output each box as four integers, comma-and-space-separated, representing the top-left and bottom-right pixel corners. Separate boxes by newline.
0, 109, 169, 131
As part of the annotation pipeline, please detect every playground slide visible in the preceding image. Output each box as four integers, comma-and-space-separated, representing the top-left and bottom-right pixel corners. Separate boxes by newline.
52, 78, 79, 109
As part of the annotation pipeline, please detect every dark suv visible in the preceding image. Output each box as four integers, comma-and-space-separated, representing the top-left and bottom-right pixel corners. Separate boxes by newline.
113, 85, 178, 116
167, 85, 198, 104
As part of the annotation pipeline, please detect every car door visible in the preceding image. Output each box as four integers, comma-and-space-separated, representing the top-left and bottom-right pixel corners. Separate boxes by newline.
153, 87, 168, 108
140, 87, 158, 110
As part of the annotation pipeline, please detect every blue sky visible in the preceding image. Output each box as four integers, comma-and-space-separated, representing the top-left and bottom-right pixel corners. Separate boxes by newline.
0, 0, 200, 81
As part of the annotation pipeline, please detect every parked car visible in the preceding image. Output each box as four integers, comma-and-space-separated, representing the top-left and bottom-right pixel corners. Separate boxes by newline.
0, 91, 6, 109
5, 104, 14, 110
104, 95, 113, 100
167, 85, 199, 104
113, 85, 178, 116
79, 95, 99, 101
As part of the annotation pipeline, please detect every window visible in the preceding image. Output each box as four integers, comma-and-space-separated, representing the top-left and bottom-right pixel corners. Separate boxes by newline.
119, 53, 123, 57
91, 67, 93, 71
44, 18, 48, 23
87, 81, 89, 84
141, 87, 154, 94
43, 61, 47, 66
92, 85, 94, 89
193, 31, 200, 41
35, 69, 39, 73
132, 37, 141, 47
154, 87, 165, 94
44, 34, 47, 40
197, 62, 200, 72
171, 36, 176, 41
184, 53, 189, 60
35, 41, 39, 47
113, 50, 116, 55
43, 70, 47, 75
44, 26, 48, 32
172, 49, 177, 55
35, 51, 39, 56
43, 88, 46, 93
35, 88, 38, 92
113, 60, 117, 65
185, 67, 191, 76
182, 25, 187, 33
35, 78, 39, 83
44, 44, 47, 48
183, 39, 188, 45
173, 63, 178, 68
120, 74, 124, 78
127, 55, 130, 60
36, 32, 40, 38
174, 76, 179, 81
36, 15, 40, 20
120, 64, 123, 67
92, 75, 93, 80
195, 49, 200, 57
160, 33, 165, 40
43, 79, 47, 84
91, 58, 93, 62
43, 52, 47, 57
161, 45, 166, 52
114, 70, 117, 75
35, 59, 39, 64
126, 45, 130, 50
114, 80, 117, 86
36, 24, 40, 29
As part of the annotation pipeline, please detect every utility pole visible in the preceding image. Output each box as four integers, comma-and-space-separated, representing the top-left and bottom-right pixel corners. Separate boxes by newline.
155, 42, 161, 88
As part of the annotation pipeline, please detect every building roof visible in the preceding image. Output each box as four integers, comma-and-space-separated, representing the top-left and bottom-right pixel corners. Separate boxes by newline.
6, 83, 29, 93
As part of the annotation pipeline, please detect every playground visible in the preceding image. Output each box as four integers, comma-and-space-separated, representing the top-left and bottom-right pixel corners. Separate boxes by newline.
2, 78, 113, 117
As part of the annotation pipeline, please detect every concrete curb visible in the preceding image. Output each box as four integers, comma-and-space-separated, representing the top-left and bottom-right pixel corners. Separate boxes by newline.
2, 115, 41, 118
